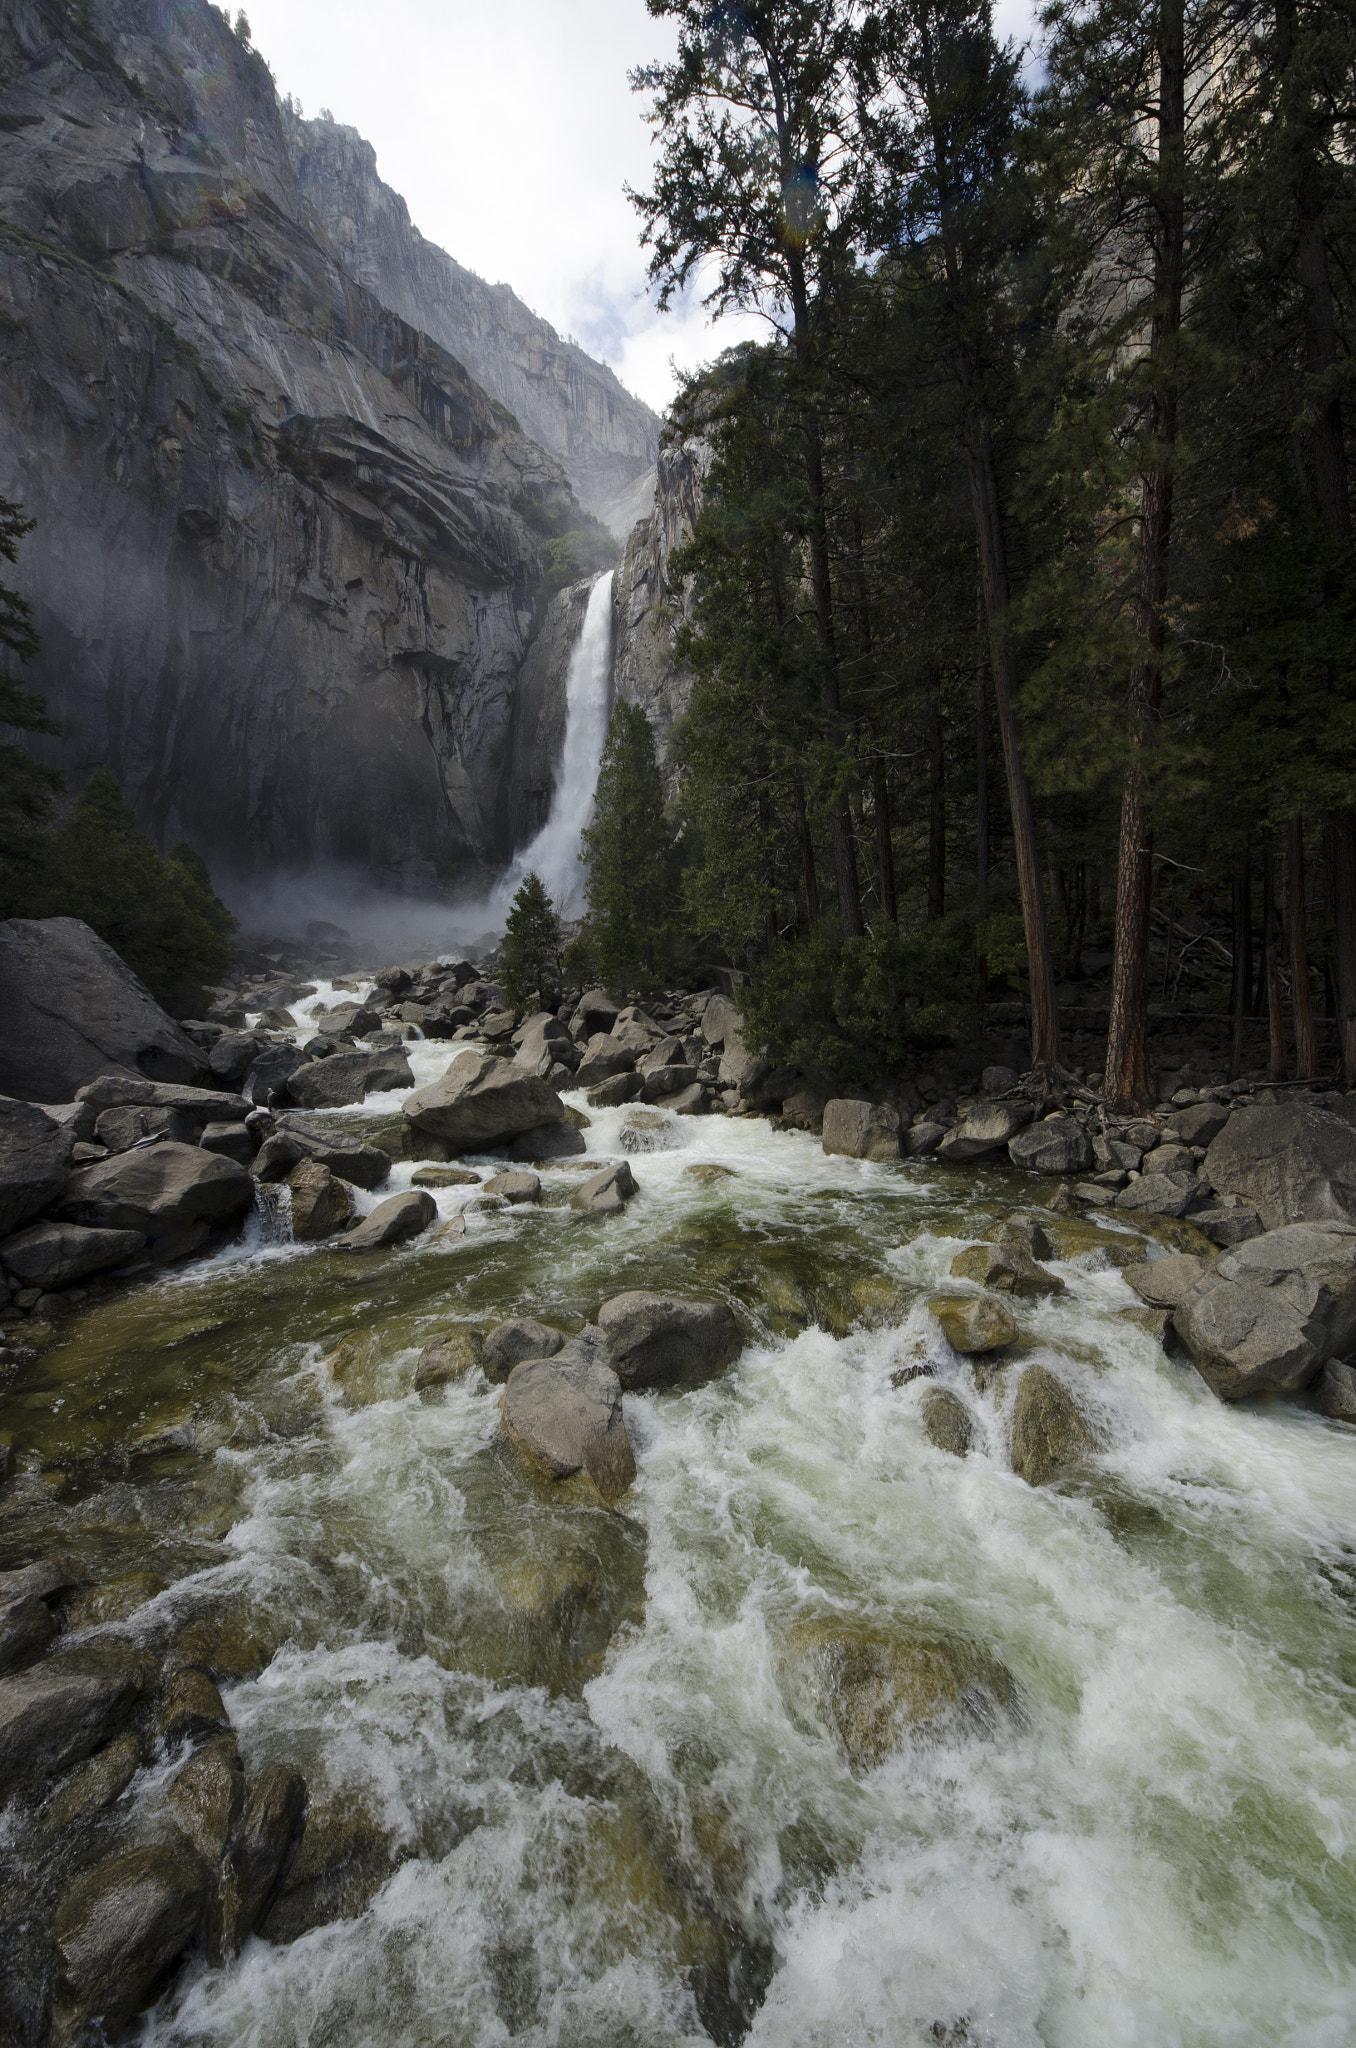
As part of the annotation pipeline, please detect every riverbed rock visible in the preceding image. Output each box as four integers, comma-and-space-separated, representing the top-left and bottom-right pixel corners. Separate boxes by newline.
1114, 1171, 1207, 1217
208, 1031, 265, 1086
0, 1098, 76, 1237
42, 1730, 142, 1830
260, 1788, 395, 1944
410, 1165, 481, 1187
509, 1122, 587, 1161
1117, 1304, 1174, 1346
335, 1188, 438, 1251
920, 1386, 975, 1457
500, 1353, 636, 1501
159, 1667, 230, 1748
1169, 1101, 1231, 1147
0, 1641, 150, 1786
287, 1048, 415, 1110
1315, 1358, 1356, 1424
481, 1170, 541, 1204
0, 916, 207, 1102
1170, 1220, 1356, 1399
0, 1219, 144, 1287
1190, 1199, 1264, 1248
938, 1101, 1035, 1161
165, 1732, 245, 1861
404, 1051, 568, 1151
950, 1242, 1065, 1299
572, 989, 620, 1037
642, 1063, 700, 1103
0, 1588, 57, 1676
989, 1211, 1055, 1260
1008, 1115, 1093, 1176
58, 1142, 253, 1238
92, 1103, 196, 1154
570, 1161, 638, 1215
586, 1071, 645, 1108
217, 1764, 308, 1959
286, 1160, 358, 1241
1010, 1364, 1102, 1485
198, 1120, 257, 1165
482, 1317, 564, 1384
50, 1842, 210, 2046
414, 1325, 483, 1387
74, 1076, 250, 1117
788, 1619, 1014, 1769
1123, 1252, 1212, 1309
904, 1121, 947, 1157
1203, 1095, 1356, 1229
822, 1100, 901, 1161
266, 1116, 392, 1189
596, 1291, 743, 1391
244, 1043, 309, 1109
928, 1295, 1018, 1353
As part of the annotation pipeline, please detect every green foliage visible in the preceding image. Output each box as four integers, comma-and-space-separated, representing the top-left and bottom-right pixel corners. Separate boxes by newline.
580, 701, 680, 996
511, 489, 619, 602
500, 871, 562, 1014
738, 921, 974, 1083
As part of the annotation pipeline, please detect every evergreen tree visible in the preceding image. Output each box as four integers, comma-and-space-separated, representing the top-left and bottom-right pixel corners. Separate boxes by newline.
581, 701, 679, 995
500, 871, 562, 1013
0, 497, 62, 917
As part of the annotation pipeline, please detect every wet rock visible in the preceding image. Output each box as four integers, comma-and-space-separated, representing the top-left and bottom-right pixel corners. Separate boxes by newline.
621, 1110, 682, 1154
685, 1162, 736, 1184
928, 1295, 1018, 1353
58, 1141, 252, 1237
0, 1588, 57, 1676
501, 1353, 636, 1502
1171, 1221, 1356, 1399
0, 916, 207, 1102
788, 1619, 1014, 1769
938, 1101, 1035, 1161
668, 1083, 710, 1116
42, 1730, 141, 1830
1204, 1095, 1356, 1229
288, 1048, 415, 1109
64, 1573, 165, 1631
286, 1159, 358, 1241
218, 1764, 307, 1958
0, 1641, 150, 1786
1010, 1364, 1102, 1485
1114, 1171, 1208, 1217
410, 1165, 480, 1187
1315, 1358, 1356, 1425
596, 1290, 742, 1391
244, 1043, 308, 1108
1191, 1199, 1264, 1248
404, 1051, 567, 1150
482, 1317, 564, 1383
1008, 1115, 1093, 1176
903, 1121, 946, 1157
165, 1732, 245, 1861
570, 1161, 638, 1215
50, 1841, 210, 2045
159, 1667, 230, 1748
481, 1169, 541, 1204
920, 1387, 975, 1457
261, 1788, 394, 1944
509, 1122, 587, 1161
1117, 1304, 1173, 1346
1123, 1252, 1211, 1309
414, 1325, 484, 1388
586, 1071, 645, 1108
335, 1188, 438, 1251
265, 1116, 392, 1189
822, 1101, 901, 1161
950, 1242, 1064, 1299
0, 1219, 143, 1287
989, 1211, 1054, 1260
0, 1098, 75, 1237
208, 1031, 265, 1086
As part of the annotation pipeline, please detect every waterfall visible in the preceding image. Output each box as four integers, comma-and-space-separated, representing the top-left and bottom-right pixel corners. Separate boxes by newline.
491, 571, 614, 923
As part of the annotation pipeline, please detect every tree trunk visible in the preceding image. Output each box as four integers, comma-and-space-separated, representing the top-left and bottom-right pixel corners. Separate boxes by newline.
1103, 0, 1184, 1117
1264, 834, 1287, 1082
976, 587, 989, 1004
873, 756, 897, 926
792, 771, 820, 933
1287, 814, 1316, 1078
1331, 814, 1356, 1081
1229, 850, 1251, 1079
928, 707, 946, 921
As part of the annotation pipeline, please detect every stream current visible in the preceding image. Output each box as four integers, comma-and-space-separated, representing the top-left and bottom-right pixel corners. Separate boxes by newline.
4, 993, 1356, 2046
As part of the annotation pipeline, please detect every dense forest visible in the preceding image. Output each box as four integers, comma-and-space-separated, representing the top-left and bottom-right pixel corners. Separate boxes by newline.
607, 0, 1355, 1113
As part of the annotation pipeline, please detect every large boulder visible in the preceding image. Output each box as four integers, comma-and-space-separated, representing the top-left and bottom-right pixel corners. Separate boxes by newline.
509, 1123, 587, 1162
0, 1219, 143, 1287
928, 1295, 1017, 1353
287, 1048, 415, 1110
822, 1100, 901, 1162
51, 1843, 210, 2045
262, 1115, 391, 1189
334, 1188, 437, 1252
0, 1641, 149, 1785
1114, 1172, 1207, 1217
920, 1386, 975, 1457
1007, 1115, 1093, 1176
1203, 1095, 1356, 1230
482, 1317, 564, 1384
1123, 1252, 1212, 1309
1170, 1221, 1356, 1399
286, 1160, 358, 1241
596, 1291, 742, 1390
500, 1352, 636, 1502
700, 994, 743, 1050
575, 1037, 637, 1090
1010, 1365, 1102, 1485
950, 1242, 1064, 1298
0, 1098, 75, 1235
1169, 1101, 1230, 1147
570, 1161, 637, 1214
74, 1075, 249, 1119
404, 1052, 567, 1151
0, 917, 207, 1102
58, 1142, 253, 1237
938, 1101, 1034, 1161
786, 1619, 1014, 1769
571, 988, 619, 1037
216, 1764, 307, 1960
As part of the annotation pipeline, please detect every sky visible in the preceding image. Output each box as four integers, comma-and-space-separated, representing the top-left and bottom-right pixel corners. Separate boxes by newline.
243, 0, 1039, 416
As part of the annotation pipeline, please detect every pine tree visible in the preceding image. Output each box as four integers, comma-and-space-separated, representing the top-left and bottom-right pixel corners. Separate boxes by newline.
581, 702, 679, 995
500, 871, 562, 1014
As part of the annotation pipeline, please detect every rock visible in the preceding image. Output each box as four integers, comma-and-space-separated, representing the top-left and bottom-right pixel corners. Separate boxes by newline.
0, 1098, 75, 1236
1093, 1135, 1142, 1172
260, 1788, 394, 1944
596, 1291, 742, 1390
669, 1083, 709, 1116
700, 994, 743, 1050
286, 1160, 358, 1241
0, 1641, 149, 1785
482, 1317, 564, 1384
509, 1122, 587, 1161
74, 1077, 249, 1116
920, 1387, 975, 1457
481, 1170, 541, 1204
0, 917, 206, 1102
981, 1065, 1019, 1094
570, 1161, 638, 1214
780, 1089, 826, 1129
165, 1732, 245, 1861
1010, 1364, 1102, 1485
1170, 1101, 1230, 1147
208, 1031, 265, 1086
0, 1220, 143, 1287
1315, 1358, 1356, 1424
413, 1326, 484, 1388
1203, 1095, 1356, 1229
586, 1071, 645, 1108
1073, 1181, 1118, 1206
51, 1842, 210, 2045
244, 1043, 309, 1108
685, 1162, 736, 1184
988, 1211, 1054, 1260
335, 1188, 438, 1251
1114, 1172, 1207, 1217
822, 1100, 901, 1161
927, 1295, 1018, 1353
1143, 1141, 1196, 1176
58, 1142, 253, 1243
788, 1620, 1014, 1769
410, 1165, 480, 1187
266, 1116, 391, 1189
938, 1101, 1035, 1161
404, 1052, 567, 1151
903, 1121, 946, 1157
198, 1120, 257, 1165
641, 1063, 700, 1103
573, 988, 621, 1037
621, 1110, 682, 1154
159, 1666, 230, 1748
0, 1589, 57, 1676
217, 1764, 308, 1958
42, 1730, 141, 1830
287, 1048, 415, 1109
1191, 1200, 1265, 1248
500, 1353, 636, 1502
92, 1103, 195, 1154
1007, 1115, 1093, 1176
1117, 1304, 1174, 1346
1171, 1221, 1356, 1399
949, 1243, 1064, 1299
1123, 1252, 1212, 1309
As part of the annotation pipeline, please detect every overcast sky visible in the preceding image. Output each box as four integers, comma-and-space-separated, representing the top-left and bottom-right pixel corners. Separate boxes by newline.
244, 0, 1038, 416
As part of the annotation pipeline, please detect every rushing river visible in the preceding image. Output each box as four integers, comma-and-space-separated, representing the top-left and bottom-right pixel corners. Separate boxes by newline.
4, 988, 1356, 2047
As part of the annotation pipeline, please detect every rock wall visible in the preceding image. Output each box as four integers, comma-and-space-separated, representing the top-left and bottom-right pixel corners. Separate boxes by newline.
501, 577, 593, 854
0, 0, 610, 893
611, 434, 710, 785
287, 115, 660, 535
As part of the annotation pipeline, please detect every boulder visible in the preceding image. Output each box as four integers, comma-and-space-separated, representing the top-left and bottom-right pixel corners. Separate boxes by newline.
0, 916, 206, 1102
335, 1189, 437, 1252
244, 1043, 308, 1108
822, 1100, 901, 1162
1114, 1172, 1207, 1217
287, 1048, 415, 1110
668, 1083, 709, 1116
198, 1120, 256, 1165
1203, 1095, 1356, 1229
641, 1063, 699, 1103
74, 1076, 249, 1117
700, 994, 743, 1050
509, 1123, 587, 1161
51, 1843, 210, 2044
1142, 1141, 1196, 1177
159, 1666, 230, 1747
481, 1170, 541, 1204
0, 1098, 75, 1236
42, 1731, 141, 1830
572, 988, 620, 1037
286, 1160, 358, 1241
1191, 1200, 1264, 1248
93, 1103, 197, 1153
950, 1242, 1064, 1298
903, 1121, 946, 1157
928, 1295, 1018, 1353
1315, 1358, 1356, 1424
597, 1291, 742, 1390
0, 1220, 143, 1288
575, 1038, 638, 1090
482, 1317, 564, 1384
58, 1142, 252, 1237
1007, 1115, 1093, 1176
0, 1641, 148, 1784
410, 1165, 480, 1187
1123, 1252, 1211, 1310
0, 1588, 57, 1676
570, 1161, 638, 1215
586, 1072, 644, 1109
414, 1325, 483, 1388
165, 1733, 245, 1862
208, 1031, 265, 1085
1171, 1221, 1356, 1398
612, 1016, 663, 1059
988, 1211, 1054, 1260
981, 1065, 1019, 1094
1093, 1135, 1142, 1172
404, 1052, 567, 1151
1117, 1304, 1174, 1346
920, 1386, 975, 1457
1010, 1364, 1102, 1485
265, 1115, 391, 1189
260, 1789, 396, 1944
500, 1353, 636, 1502
938, 1101, 1035, 1161
217, 1764, 307, 1959
787, 1619, 1014, 1769
1170, 1101, 1230, 1147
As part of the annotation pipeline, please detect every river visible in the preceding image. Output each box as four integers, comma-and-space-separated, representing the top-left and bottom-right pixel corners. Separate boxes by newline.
4, 991, 1355, 2046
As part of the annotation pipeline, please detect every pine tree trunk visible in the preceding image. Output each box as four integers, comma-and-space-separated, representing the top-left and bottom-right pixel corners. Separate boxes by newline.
873, 757, 897, 925
976, 603, 989, 1004
1287, 815, 1316, 1078
928, 708, 946, 921
1331, 815, 1356, 1080
793, 772, 820, 933
1264, 835, 1287, 1082
1230, 850, 1251, 1079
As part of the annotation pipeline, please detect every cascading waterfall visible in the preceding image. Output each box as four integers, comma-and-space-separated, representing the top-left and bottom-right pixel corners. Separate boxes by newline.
491, 570, 615, 922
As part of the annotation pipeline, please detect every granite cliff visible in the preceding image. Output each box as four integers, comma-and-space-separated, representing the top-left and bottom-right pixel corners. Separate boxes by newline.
611, 430, 709, 789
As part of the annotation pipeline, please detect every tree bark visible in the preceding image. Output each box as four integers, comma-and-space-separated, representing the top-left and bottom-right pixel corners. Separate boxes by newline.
1229, 849, 1251, 1079
1287, 814, 1316, 1078
792, 771, 820, 933
928, 707, 946, 921
873, 756, 897, 925
976, 593, 989, 1004
1264, 834, 1287, 1082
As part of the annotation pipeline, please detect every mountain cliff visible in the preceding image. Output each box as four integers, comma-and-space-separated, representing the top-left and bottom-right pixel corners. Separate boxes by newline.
611, 431, 708, 787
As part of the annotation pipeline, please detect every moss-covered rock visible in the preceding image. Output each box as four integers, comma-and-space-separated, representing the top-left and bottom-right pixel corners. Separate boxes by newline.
786, 1619, 1015, 1769
928, 1294, 1017, 1354
1009, 1364, 1102, 1486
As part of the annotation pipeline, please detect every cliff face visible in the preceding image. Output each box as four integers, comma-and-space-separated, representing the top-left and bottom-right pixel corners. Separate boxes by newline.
288, 117, 659, 536
611, 435, 710, 786
0, 0, 599, 892
501, 576, 593, 854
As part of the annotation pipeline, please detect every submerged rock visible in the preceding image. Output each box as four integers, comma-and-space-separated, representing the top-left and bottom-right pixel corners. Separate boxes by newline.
335, 1188, 438, 1252
1010, 1364, 1101, 1485
928, 1295, 1018, 1354
950, 1242, 1064, 1299
920, 1386, 975, 1457
51, 1842, 210, 2047
787, 1619, 1015, 1769
414, 1325, 484, 1388
500, 1353, 636, 1502
597, 1290, 742, 1390
482, 1317, 564, 1384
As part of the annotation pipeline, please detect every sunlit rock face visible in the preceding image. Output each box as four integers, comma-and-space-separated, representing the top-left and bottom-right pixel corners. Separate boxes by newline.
610, 433, 710, 792
0, 0, 606, 892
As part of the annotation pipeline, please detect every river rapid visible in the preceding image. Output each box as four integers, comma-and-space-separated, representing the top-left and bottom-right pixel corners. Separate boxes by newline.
4, 987, 1355, 2047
